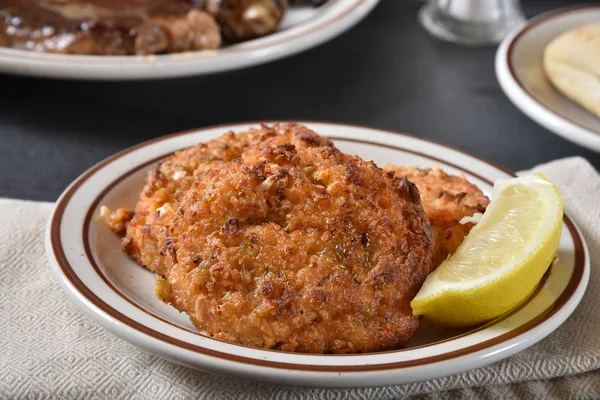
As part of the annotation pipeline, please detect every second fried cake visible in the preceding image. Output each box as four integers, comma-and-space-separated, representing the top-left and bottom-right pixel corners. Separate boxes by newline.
391, 166, 490, 269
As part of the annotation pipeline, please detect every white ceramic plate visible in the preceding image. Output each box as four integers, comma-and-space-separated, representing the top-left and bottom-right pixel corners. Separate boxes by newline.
496, 4, 600, 152
46, 122, 589, 388
0, 0, 378, 80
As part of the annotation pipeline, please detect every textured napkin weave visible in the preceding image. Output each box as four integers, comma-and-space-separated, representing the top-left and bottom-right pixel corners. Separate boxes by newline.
1, 157, 599, 399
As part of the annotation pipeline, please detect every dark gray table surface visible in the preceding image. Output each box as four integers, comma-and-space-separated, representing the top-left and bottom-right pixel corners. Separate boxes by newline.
0, 0, 598, 202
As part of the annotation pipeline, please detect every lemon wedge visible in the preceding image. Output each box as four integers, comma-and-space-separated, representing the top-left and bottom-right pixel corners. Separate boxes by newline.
411, 174, 563, 327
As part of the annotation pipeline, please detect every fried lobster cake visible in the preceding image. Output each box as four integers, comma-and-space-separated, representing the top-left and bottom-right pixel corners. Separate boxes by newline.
105, 124, 434, 353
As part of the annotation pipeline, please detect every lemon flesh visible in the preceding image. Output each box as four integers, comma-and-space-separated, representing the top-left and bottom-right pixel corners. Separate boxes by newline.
411, 174, 563, 327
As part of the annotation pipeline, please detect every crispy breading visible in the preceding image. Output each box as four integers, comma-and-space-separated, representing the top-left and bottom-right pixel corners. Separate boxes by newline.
108, 124, 434, 353
105, 124, 489, 353
390, 165, 490, 269
119, 125, 332, 277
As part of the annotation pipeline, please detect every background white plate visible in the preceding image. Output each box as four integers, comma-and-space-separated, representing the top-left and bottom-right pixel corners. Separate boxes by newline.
46, 122, 589, 388
496, 5, 600, 153
0, 0, 378, 80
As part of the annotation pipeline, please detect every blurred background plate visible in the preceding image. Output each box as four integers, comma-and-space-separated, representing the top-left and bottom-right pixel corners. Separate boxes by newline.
0, 0, 379, 80
496, 4, 600, 153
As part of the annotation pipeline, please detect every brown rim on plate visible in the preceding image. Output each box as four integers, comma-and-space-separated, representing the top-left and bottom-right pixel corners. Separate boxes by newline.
506, 3, 600, 136
0, 0, 366, 62
49, 121, 586, 372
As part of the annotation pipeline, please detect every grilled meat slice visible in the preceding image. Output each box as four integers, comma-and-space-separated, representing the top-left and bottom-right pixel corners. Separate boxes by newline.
0, 0, 220, 55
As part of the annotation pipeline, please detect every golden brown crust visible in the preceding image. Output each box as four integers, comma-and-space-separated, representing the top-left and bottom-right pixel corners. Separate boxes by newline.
107, 124, 490, 353
120, 124, 333, 277
112, 124, 434, 353
101, 207, 133, 236
389, 165, 490, 269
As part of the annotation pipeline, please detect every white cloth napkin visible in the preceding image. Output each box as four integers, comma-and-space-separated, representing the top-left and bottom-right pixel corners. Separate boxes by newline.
1, 157, 599, 399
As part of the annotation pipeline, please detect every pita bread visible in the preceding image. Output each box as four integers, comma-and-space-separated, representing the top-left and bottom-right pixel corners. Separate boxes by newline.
544, 23, 600, 119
